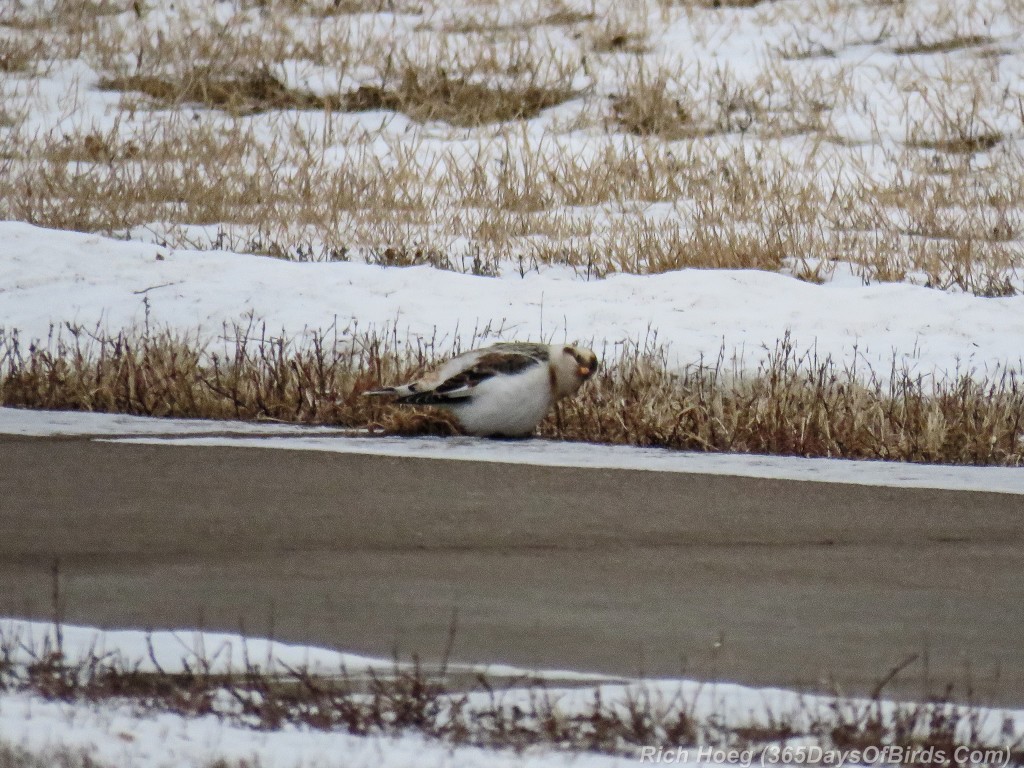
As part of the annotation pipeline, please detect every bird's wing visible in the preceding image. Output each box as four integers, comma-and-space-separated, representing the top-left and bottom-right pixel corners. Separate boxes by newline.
396, 345, 547, 405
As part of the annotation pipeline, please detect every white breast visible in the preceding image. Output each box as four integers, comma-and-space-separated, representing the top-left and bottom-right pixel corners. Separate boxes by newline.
447, 363, 553, 437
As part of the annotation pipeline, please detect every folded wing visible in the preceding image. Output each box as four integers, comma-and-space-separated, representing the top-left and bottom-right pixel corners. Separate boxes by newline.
364, 343, 549, 405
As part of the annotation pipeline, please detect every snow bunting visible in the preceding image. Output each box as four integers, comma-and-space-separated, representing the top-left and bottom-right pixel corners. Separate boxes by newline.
364, 342, 599, 437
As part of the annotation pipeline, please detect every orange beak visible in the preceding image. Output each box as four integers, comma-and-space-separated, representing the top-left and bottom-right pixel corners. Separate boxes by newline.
578, 366, 591, 377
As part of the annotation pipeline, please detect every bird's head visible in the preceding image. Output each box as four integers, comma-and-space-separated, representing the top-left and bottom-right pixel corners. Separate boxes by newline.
552, 344, 599, 398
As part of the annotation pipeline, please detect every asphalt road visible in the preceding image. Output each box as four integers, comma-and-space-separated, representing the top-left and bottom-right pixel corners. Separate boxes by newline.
2, 434, 1022, 705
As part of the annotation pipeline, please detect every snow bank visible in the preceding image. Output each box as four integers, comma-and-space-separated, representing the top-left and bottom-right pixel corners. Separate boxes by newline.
1, 223, 1022, 378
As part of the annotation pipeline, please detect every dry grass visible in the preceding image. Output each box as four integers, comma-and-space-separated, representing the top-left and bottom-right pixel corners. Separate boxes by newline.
100, 66, 576, 124
15, 110, 1014, 289
2, 326, 1023, 466
909, 133, 1003, 155
434, 4, 596, 35
893, 35, 994, 56
100, 68, 343, 116
349, 69, 576, 125
0, 34, 45, 74
0, 115, 824, 272
609, 61, 830, 139
549, 335, 1024, 465
611, 85, 696, 139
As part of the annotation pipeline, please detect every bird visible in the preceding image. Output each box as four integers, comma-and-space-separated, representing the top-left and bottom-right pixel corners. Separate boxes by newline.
363, 342, 599, 437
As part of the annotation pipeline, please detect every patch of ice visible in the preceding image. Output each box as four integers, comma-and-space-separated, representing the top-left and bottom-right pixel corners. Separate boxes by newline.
2, 408, 1020, 494
109, 433, 1024, 496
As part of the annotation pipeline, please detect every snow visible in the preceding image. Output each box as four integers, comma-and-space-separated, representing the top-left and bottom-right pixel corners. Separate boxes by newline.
0, 619, 632, 766
3, 407, 1023, 495
0, 618, 606, 683
2, 222, 1023, 379
1, 618, 1021, 768
0, 618, 394, 678
0, 691, 634, 768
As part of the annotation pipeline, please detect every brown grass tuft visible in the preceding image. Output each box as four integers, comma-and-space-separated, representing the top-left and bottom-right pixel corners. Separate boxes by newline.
100, 65, 575, 124
99, 68, 342, 116
893, 35, 994, 56
349, 69, 576, 125
0, 34, 45, 74
611, 67, 696, 139
909, 132, 1003, 155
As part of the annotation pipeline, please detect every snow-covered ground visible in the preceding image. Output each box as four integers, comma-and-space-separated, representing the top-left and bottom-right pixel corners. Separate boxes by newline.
2, 222, 1024, 379
0, 619, 632, 767
4, 406, 1024, 494
0, 699, 627, 768
0, 695, 641, 768
1, 619, 1020, 768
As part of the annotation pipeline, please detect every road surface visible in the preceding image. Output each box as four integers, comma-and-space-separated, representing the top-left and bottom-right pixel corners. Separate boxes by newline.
2, 434, 1022, 705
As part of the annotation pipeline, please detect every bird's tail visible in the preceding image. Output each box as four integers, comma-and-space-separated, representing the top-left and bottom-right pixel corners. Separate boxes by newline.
362, 387, 398, 397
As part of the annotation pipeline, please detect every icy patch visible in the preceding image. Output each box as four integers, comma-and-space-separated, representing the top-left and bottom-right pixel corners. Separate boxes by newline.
3, 408, 1020, 495
110, 433, 1024, 496
0, 407, 357, 438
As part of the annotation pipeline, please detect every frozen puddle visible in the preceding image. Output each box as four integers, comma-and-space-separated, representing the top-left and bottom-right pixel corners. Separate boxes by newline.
4, 407, 1023, 495
0, 406, 358, 438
